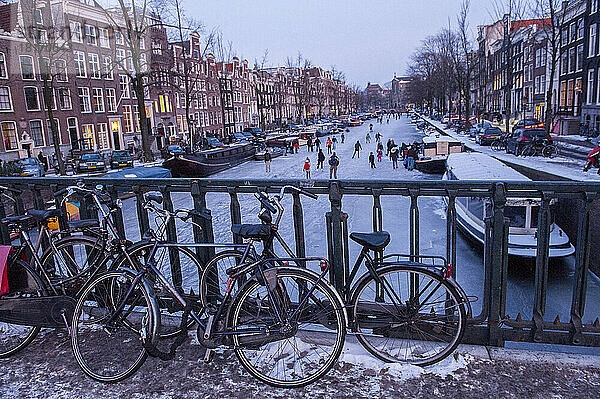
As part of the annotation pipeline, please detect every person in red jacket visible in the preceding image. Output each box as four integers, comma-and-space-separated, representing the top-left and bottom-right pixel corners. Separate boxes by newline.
303, 157, 311, 178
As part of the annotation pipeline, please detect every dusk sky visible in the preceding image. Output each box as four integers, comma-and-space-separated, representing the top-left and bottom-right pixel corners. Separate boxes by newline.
186, 1, 492, 89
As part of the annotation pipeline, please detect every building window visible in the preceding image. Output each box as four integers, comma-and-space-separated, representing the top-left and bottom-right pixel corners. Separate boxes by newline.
140, 37, 145, 49
29, 120, 44, 147
78, 87, 91, 113
99, 27, 110, 48
97, 123, 109, 149
123, 104, 133, 133
85, 25, 97, 46
74, 51, 86, 78
115, 30, 124, 45
577, 44, 584, 71
116, 48, 125, 70
88, 53, 100, 79
569, 47, 576, 73
81, 124, 95, 150
102, 56, 113, 80
561, 28, 568, 46
70, 21, 82, 43
593, 0, 599, 13
591, 24, 598, 57
589, 70, 596, 104
24, 87, 40, 111
1, 121, 17, 150
20, 55, 34, 80
126, 50, 133, 72
119, 75, 130, 98
152, 42, 162, 55
106, 88, 116, 112
0, 87, 12, 111
55, 59, 67, 82
46, 119, 59, 145
57, 87, 71, 110
577, 18, 584, 40
0, 53, 6, 79
42, 86, 56, 110
92, 88, 104, 112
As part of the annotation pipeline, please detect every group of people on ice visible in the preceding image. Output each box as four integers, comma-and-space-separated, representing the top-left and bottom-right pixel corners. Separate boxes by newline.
263, 120, 421, 177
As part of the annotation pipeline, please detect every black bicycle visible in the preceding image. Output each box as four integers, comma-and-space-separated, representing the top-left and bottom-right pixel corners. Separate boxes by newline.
70, 187, 347, 387
200, 188, 471, 366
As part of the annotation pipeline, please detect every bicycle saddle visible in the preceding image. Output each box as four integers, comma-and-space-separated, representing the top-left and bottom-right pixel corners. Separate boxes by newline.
231, 224, 271, 239
350, 231, 390, 251
27, 209, 61, 223
1, 214, 33, 226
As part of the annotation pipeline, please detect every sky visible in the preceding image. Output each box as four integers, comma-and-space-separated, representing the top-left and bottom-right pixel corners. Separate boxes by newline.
184, 0, 493, 89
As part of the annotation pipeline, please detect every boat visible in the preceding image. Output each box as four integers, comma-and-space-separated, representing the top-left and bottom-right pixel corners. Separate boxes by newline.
415, 136, 463, 174
444, 152, 575, 258
265, 134, 299, 149
162, 142, 256, 178
254, 147, 284, 160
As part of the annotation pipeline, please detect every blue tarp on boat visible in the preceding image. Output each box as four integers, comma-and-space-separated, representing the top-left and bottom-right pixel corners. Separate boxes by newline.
104, 166, 171, 179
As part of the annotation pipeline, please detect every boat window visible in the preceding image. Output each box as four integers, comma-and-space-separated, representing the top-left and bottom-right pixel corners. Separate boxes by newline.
457, 197, 467, 207
529, 206, 554, 228
467, 198, 484, 220
505, 206, 526, 228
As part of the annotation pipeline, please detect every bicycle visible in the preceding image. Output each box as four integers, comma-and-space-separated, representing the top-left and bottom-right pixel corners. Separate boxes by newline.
70, 190, 347, 386
0, 184, 121, 358
491, 134, 508, 151
199, 188, 471, 366
521, 138, 560, 158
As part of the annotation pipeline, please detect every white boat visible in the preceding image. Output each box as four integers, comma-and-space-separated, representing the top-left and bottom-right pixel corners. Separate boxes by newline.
443, 152, 574, 258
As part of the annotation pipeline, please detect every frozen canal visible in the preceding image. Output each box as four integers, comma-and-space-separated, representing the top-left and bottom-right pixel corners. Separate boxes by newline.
117, 115, 600, 341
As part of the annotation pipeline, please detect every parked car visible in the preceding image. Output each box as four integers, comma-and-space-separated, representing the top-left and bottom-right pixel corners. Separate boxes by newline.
205, 137, 225, 148
475, 122, 492, 134
76, 152, 106, 173
476, 127, 503, 145
243, 127, 266, 139
167, 145, 185, 156
229, 132, 250, 143
11, 157, 45, 177
241, 131, 256, 141
109, 150, 133, 169
506, 128, 551, 155
512, 118, 543, 133
455, 120, 472, 133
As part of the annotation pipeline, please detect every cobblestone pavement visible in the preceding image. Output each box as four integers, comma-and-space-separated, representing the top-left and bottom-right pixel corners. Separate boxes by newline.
1, 330, 599, 399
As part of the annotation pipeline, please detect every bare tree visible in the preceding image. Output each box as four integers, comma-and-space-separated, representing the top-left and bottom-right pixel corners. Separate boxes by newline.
155, 0, 217, 148
531, 0, 566, 135
100, 0, 158, 162
16, 0, 70, 174
286, 53, 312, 123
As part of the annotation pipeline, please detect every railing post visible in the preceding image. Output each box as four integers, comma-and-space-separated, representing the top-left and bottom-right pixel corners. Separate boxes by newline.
106, 184, 126, 240
292, 191, 306, 267
532, 193, 552, 342
446, 191, 457, 277
326, 182, 348, 300
191, 181, 215, 266
160, 186, 182, 290
228, 188, 242, 244
488, 182, 507, 346
134, 185, 150, 239
409, 189, 420, 300
570, 192, 595, 344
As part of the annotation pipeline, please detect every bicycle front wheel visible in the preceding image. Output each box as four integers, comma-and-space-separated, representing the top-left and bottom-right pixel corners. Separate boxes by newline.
71, 270, 157, 382
351, 265, 466, 366
543, 145, 559, 158
230, 267, 346, 388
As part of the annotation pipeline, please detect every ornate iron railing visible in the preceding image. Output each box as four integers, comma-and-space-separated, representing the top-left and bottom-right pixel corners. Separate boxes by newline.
0, 177, 599, 347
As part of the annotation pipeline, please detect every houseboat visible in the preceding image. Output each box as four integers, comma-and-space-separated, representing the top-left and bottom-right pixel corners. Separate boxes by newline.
444, 152, 574, 258
162, 142, 256, 178
415, 136, 463, 174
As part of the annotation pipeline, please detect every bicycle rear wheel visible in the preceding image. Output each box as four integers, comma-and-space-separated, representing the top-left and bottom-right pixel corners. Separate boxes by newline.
543, 145, 559, 158
0, 259, 43, 358
351, 265, 466, 366
71, 270, 157, 382
199, 250, 255, 308
229, 267, 346, 388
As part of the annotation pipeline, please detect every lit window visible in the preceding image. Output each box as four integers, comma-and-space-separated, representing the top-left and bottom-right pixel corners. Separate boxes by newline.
1, 121, 18, 150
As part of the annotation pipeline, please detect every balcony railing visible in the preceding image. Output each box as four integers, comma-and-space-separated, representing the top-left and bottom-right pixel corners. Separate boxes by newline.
1, 176, 599, 348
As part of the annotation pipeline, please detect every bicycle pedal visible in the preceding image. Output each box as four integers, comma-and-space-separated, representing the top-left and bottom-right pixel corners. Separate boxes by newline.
203, 348, 214, 364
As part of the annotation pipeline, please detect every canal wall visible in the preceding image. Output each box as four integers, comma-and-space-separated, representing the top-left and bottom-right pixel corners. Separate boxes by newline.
417, 115, 600, 276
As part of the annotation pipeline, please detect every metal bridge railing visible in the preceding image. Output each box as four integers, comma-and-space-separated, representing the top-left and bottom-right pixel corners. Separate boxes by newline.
0, 177, 599, 348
